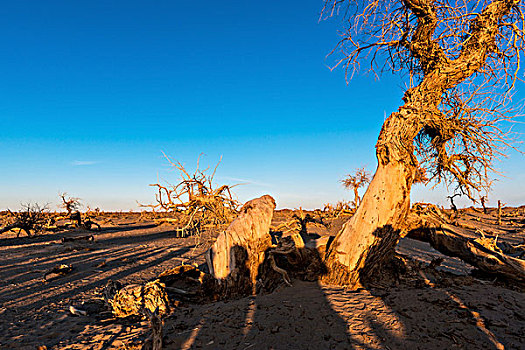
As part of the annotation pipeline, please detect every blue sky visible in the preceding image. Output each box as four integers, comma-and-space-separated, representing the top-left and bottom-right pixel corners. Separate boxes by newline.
1, 0, 523, 211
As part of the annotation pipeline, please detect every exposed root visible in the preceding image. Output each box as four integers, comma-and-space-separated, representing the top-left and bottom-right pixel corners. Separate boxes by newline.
268, 254, 292, 286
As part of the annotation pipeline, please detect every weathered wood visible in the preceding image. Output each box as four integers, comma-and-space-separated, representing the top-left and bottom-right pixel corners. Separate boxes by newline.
497, 200, 503, 225
61, 235, 94, 243
405, 205, 525, 282
322, 160, 414, 288
318, 0, 522, 288
110, 280, 170, 318
408, 224, 525, 282
206, 195, 275, 294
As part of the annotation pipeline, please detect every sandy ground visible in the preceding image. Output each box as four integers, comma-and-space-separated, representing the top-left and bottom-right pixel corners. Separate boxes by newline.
0, 209, 524, 349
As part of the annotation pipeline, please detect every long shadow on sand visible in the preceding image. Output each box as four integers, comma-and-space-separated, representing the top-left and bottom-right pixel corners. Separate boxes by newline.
167, 272, 523, 349
164, 231, 524, 349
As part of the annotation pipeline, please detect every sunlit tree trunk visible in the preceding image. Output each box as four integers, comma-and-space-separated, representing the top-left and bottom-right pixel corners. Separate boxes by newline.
320, 0, 519, 288
322, 102, 422, 287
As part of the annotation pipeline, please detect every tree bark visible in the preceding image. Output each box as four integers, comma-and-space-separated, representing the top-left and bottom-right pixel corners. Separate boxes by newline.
206, 195, 276, 294
322, 155, 416, 287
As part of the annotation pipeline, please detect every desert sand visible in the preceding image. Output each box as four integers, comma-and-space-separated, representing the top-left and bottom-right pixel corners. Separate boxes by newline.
0, 208, 523, 349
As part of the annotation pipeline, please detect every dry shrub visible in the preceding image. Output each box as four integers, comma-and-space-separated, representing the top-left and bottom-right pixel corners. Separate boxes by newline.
1, 203, 50, 237
143, 153, 240, 235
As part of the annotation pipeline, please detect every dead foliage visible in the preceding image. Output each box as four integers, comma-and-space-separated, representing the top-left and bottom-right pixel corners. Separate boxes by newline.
143, 154, 240, 236
108, 279, 170, 319
104, 265, 216, 323
0, 203, 50, 237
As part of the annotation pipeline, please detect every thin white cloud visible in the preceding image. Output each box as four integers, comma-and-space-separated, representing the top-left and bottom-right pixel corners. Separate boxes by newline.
71, 160, 98, 166
221, 176, 273, 187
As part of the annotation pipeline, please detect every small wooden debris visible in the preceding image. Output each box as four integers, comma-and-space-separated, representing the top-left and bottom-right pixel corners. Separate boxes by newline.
62, 235, 94, 243
144, 307, 163, 350
69, 305, 87, 316
44, 264, 74, 280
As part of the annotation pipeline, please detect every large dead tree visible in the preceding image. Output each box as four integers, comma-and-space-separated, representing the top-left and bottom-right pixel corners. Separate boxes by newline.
319, 0, 523, 287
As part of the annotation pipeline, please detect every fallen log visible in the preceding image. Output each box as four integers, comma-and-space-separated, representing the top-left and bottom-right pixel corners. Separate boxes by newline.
62, 235, 94, 243
405, 204, 525, 282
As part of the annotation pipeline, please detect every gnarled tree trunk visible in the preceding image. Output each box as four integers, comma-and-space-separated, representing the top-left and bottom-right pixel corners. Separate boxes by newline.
322, 106, 420, 287
319, 0, 520, 288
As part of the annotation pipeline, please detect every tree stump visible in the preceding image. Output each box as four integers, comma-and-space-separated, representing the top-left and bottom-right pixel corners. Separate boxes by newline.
206, 195, 275, 295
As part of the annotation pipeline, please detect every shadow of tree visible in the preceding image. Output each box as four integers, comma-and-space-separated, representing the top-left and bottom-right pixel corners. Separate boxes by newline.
0, 222, 203, 349
164, 226, 524, 349
1, 218, 523, 349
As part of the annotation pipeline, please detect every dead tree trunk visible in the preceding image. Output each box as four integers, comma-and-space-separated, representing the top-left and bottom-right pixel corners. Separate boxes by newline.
353, 187, 360, 208
321, 88, 427, 287
322, 127, 417, 287
497, 200, 503, 225
481, 196, 487, 214
206, 195, 276, 295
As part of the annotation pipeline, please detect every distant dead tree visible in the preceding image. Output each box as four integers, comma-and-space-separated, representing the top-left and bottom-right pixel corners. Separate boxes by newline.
497, 199, 506, 225
447, 193, 461, 214
341, 167, 371, 207
144, 153, 240, 233
480, 195, 488, 214
59, 193, 82, 215
318, 0, 524, 287
0, 203, 49, 237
